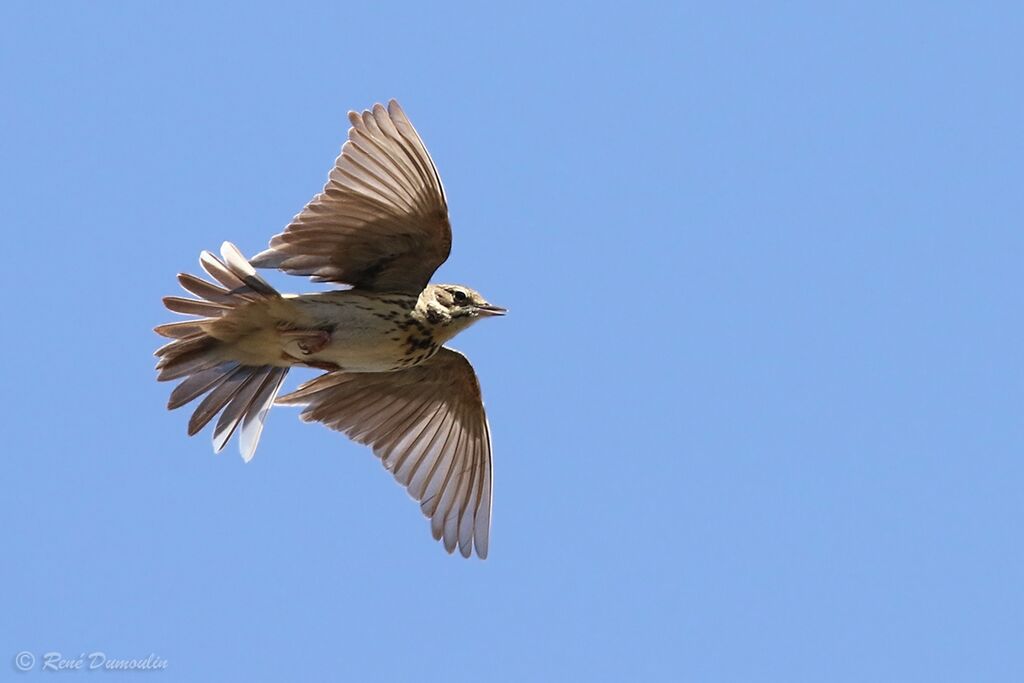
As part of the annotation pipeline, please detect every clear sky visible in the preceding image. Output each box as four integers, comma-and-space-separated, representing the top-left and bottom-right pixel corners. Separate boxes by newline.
2, 2, 1021, 681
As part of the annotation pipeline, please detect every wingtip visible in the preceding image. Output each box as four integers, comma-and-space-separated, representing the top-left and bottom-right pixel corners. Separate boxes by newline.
443, 533, 458, 554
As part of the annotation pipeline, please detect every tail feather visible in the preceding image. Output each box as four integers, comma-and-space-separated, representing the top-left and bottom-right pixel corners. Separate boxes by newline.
199, 242, 277, 296
220, 241, 278, 295
162, 296, 230, 317
212, 367, 271, 452
154, 320, 210, 339
155, 336, 224, 381
168, 362, 239, 410
212, 367, 288, 460
188, 365, 250, 436
177, 273, 234, 303
238, 370, 286, 459
155, 242, 289, 460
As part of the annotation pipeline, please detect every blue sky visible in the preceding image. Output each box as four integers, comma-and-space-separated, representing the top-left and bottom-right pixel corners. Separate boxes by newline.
2, 2, 1021, 681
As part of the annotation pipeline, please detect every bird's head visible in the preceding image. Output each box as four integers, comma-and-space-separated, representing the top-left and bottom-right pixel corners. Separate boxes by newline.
419, 284, 506, 331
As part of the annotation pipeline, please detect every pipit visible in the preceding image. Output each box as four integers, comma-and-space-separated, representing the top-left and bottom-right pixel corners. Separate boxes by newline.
154, 100, 504, 558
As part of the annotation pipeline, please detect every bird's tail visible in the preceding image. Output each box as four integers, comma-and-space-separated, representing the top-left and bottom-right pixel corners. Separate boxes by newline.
154, 242, 288, 461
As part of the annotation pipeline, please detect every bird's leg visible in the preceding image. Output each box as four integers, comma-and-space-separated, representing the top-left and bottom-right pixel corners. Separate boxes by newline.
277, 324, 332, 355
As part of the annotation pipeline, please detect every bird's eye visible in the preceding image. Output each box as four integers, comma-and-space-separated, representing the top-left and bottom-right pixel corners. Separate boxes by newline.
453, 291, 467, 303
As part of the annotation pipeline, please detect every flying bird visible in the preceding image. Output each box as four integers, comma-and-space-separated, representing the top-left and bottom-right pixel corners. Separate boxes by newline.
154, 100, 503, 558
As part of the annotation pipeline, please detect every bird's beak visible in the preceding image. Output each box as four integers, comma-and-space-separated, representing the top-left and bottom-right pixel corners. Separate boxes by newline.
476, 303, 507, 317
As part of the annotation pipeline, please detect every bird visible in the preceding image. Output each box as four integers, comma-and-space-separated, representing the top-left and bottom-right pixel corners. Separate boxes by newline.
154, 100, 504, 558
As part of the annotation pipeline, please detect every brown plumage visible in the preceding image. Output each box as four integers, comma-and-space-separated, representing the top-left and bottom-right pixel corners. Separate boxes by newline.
155, 100, 504, 558
249, 102, 452, 292
278, 349, 492, 557
155, 245, 288, 458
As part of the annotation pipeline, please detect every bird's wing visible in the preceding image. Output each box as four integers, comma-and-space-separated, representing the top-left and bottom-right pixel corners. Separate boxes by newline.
277, 348, 493, 558
251, 99, 451, 293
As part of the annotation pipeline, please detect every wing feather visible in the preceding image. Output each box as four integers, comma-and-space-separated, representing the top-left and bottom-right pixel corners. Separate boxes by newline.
251, 100, 450, 292
277, 349, 493, 558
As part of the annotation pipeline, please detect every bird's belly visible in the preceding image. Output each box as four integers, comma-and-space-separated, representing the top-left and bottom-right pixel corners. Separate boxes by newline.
284, 294, 428, 372
309, 333, 411, 372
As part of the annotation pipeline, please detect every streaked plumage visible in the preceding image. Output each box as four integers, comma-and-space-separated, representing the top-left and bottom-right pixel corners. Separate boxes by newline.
155, 100, 503, 558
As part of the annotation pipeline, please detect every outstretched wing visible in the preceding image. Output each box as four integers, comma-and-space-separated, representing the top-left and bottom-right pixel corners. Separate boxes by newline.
277, 348, 493, 558
251, 100, 451, 293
